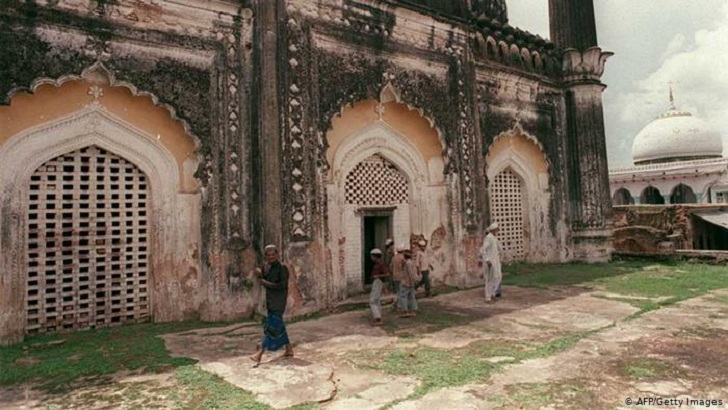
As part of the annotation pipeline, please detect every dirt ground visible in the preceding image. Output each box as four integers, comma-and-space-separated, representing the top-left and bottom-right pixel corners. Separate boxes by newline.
2, 285, 728, 409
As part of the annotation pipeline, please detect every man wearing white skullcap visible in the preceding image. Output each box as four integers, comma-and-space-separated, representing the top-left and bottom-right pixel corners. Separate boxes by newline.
479, 222, 502, 303
250, 243, 293, 366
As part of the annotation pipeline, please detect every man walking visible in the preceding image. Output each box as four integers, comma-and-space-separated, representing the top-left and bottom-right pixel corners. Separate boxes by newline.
250, 245, 293, 366
478, 223, 502, 303
369, 248, 389, 326
398, 247, 419, 317
390, 244, 407, 312
414, 239, 433, 297
383, 238, 396, 295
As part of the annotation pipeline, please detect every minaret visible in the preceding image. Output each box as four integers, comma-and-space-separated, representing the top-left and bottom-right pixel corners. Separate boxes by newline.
548, 0, 598, 51
550, 0, 614, 261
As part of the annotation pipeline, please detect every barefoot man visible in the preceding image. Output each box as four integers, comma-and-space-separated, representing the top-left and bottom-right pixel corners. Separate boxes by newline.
250, 245, 293, 366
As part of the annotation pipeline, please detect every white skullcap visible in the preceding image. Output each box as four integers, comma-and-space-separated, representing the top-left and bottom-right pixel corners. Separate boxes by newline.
385, 238, 394, 246
396, 244, 408, 253
264, 244, 278, 252
486, 222, 499, 232
418, 239, 426, 246
370, 248, 382, 255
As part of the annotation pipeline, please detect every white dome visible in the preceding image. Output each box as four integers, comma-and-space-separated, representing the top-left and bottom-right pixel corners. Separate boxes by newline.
632, 109, 723, 165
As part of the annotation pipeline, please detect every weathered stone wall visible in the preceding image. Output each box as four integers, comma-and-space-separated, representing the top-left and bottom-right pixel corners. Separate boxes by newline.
1, 0, 614, 343
0, 0, 260, 344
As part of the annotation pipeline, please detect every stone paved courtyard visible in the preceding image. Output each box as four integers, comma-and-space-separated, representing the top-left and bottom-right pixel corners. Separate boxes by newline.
2, 263, 728, 409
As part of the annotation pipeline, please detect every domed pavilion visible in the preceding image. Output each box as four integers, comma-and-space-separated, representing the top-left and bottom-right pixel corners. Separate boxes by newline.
610, 89, 728, 206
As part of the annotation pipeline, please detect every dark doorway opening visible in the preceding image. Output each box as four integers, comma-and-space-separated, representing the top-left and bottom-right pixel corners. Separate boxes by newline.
362, 212, 392, 285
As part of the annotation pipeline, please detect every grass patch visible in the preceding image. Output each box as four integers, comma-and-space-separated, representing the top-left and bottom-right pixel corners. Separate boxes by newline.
349, 348, 501, 395
502, 261, 650, 288
591, 294, 661, 312
172, 366, 269, 410
349, 330, 603, 397
506, 381, 593, 409
43, 366, 272, 409
596, 263, 728, 300
509, 383, 553, 406
288, 404, 322, 410
506, 262, 728, 318
621, 358, 676, 380
0, 320, 238, 392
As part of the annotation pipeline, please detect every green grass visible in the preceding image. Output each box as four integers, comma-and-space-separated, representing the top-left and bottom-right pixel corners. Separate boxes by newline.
509, 382, 553, 405
501, 261, 651, 288
595, 264, 728, 299
351, 348, 500, 395
172, 366, 270, 410
591, 295, 660, 312
506, 381, 592, 408
0, 320, 236, 392
621, 358, 676, 380
349, 329, 605, 397
504, 262, 728, 317
41, 365, 275, 409
522, 330, 602, 359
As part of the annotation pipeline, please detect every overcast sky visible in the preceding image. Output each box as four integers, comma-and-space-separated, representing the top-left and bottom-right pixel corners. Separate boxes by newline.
506, 0, 728, 168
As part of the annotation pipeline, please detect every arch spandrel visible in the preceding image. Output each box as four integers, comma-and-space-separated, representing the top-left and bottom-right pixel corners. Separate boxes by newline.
326, 99, 444, 179
1, 62, 201, 173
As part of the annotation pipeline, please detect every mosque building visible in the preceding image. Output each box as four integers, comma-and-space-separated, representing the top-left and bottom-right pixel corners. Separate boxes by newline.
0, 0, 613, 344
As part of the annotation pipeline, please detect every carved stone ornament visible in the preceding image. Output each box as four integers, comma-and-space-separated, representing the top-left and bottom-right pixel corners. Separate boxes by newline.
562, 46, 613, 83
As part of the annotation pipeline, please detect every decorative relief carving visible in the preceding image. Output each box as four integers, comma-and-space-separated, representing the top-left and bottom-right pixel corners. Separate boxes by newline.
83, 35, 112, 61
447, 44, 478, 227
214, 14, 251, 247
285, 16, 312, 241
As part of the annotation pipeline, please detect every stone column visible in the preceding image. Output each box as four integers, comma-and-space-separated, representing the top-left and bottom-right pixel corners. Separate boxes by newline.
551, 0, 614, 261
255, 0, 283, 249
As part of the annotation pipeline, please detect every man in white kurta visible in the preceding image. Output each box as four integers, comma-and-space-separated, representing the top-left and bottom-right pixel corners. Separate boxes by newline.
479, 223, 502, 303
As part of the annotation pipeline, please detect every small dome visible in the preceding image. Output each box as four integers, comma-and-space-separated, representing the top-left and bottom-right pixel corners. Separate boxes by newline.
632, 109, 723, 165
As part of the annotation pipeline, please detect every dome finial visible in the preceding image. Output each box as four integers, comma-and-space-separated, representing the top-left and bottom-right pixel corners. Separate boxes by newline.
668, 80, 676, 110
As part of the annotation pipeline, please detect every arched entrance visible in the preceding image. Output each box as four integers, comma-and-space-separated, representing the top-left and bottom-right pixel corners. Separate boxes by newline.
329, 121, 428, 294
345, 154, 409, 284
26, 146, 150, 335
325, 95, 447, 296
1, 76, 201, 344
485, 126, 554, 262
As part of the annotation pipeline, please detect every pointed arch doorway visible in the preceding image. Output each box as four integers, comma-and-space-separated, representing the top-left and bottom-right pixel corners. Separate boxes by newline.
328, 123, 426, 294
485, 127, 554, 263
26, 145, 151, 335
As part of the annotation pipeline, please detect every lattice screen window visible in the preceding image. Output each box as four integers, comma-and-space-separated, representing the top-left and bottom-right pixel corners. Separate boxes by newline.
490, 168, 525, 262
26, 145, 150, 336
345, 154, 408, 205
